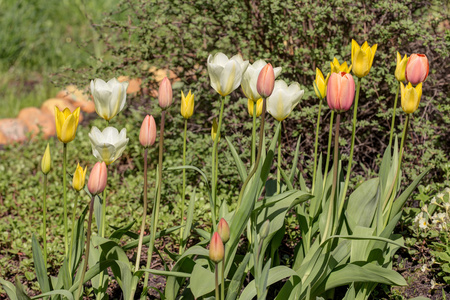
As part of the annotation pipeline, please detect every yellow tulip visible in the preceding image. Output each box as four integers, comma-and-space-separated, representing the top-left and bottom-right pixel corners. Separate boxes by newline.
54, 107, 81, 144
330, 57, 352, 74
41, 143, 51, 175
395, 52, 408, 82
248, 98, 263, 117
181, 90, 194, 119
351, 40, 377, 78
401, 82, 422, 114
211, 118, 220, 142
73, 163, 87, 191
313, 68, 330, 99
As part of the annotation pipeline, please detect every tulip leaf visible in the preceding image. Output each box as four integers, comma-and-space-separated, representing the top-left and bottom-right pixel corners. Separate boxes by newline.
225, 136, 247, 182
31, 235, 51, 294
189, 263, 215, 299
0, 278, 18, 300
109, 219, 137, 240
14, 277, 30, 300
30, 290, 74, 300
183, 188, 197, 243
225, 253, 250, 300
69, 259, 118, 292
289, 135, 302, 184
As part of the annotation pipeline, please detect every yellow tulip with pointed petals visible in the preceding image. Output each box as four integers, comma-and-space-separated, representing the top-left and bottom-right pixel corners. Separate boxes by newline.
351, 40, 377, 78
314, 68, 330, 99
54, 107, 80, 144
73, 163, 87, 191
401, 82, 422, 114
395, 52, 408, 82
330, 58, 352, 74
181, 90, 194, 119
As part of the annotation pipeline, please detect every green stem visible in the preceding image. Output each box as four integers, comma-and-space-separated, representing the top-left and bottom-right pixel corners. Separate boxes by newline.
389, 82, 400, 147
43, 174, 48, 268
236, 98, 267, 210
277, 121, 282, 194
63, 143, 68, 256
215, 263, 220, 300
69, 192, 79, 274
135, 149, 148, 272
323, 111, 334, 188
180, 119, 188, 254
221, 249, 225, 300
76, 195, 94, 300
322, 113, 340, 243
312, 99, 323, 191
339, 78, 361, 212
101, 185, 107, 237
252, 101, 257, 165
143, 110, 166, 297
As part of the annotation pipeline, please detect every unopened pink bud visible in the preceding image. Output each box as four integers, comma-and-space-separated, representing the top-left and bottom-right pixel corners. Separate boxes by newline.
158, 77, 173, 109
209, 232, 224, 263
326, 72, 355, 113
218, 218, 230, 243
256, 63, 275, 98
88, 162, 107, 195
405, 54, 429, 85
139, 115, 157, 148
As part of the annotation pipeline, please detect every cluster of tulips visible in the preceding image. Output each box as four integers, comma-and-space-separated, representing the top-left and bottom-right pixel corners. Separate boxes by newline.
26, 38, 430, 299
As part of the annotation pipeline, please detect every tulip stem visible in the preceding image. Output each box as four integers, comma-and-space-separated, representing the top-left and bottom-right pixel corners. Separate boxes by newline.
215, 263, 220, 300
221, 249, 226, 300
339, 78, 361, 217
135, 148, 148, 272
101, 186, 107, 237
312, 98, 323, 191
42, 174, 48, 268
143, 110, 166, 297
63, 143, 68, 257
322, 113, 340, 244
236, 98, 267, 210
277, 121, 282, 194
252, 102, 257, 165
211, 97, 225, 230
180, 119, 188, 254
68, 192, 79, 274
76, 195, 94, 300
323, 111, 334, 189
389, 82, 400, 148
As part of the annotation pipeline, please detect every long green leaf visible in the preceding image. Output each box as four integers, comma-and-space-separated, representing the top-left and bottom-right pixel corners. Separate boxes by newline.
225, 136, 248, 182
225, 253, 250, 300
0, 278, 18, 300
31, 235, 51, 294
14, 277, 31, 300
289, 135, 302, 184
183, 188, 197, 242
31, 290, 74, 300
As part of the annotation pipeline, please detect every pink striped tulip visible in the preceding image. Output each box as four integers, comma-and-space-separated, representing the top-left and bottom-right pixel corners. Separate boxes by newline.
326, 72, 355, 113
139, 115, 157, 148
88, 162, 107, 196
405, 54, 429, 85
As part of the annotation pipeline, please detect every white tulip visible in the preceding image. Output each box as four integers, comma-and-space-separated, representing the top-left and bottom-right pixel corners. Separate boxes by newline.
207, 53, 249, 96
90, 78, 129, 121
88, 126, 129, 165
241, 60, 282, 101
266, 80, 304, 122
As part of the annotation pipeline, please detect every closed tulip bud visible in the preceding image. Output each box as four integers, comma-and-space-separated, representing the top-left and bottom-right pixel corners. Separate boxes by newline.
181, 90, 194, 119
139, 115, 157, 148
351, 40, 377, 78
54, 107, 81, 144
248, 98, 263, 117
241, 60, 282, 101
73, 163, 87, 191
257, 63, 275, 98
158, 77, 173, 109
209, 232, 224, 263
401, 82, 422, 114
41, 143, 51, 175
330, 58, 352, 74
88, 162, 107, 196
211, 118, 220, 142
395, 52, 408, 82
314, 68, 330, 99
327, 72, 356, 113
405, 54, 429, 85
217, 218, 230, 244
260, 219, 270, 239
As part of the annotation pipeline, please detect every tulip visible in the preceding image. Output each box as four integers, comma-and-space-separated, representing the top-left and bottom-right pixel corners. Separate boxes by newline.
266, 80, 304, 121
88, 126, 129, 165
54, 107, 81, 144
159, 77, 173, 109
72, 163, 87, 191
395, 52, 408, 82
241, 60, 282, 101
139, 115, 157, 148
211, 118, 220, 142
405, 54, 429, 85
41, 143, 51, 175
90, 78, 128, 121
256, 63, 275, 98
351, 40, 377, 78
330, 57, 352, 74
326, 72, 356, 113
260, 219, 270, 239
314, 68, 330, 99
181, 90, 194, 119
209, 232, 224, 263
217, 218, 230, 244
401, 82, 422, 114
207, 52, 249, 96
248, 98, 263, 117
87, 162, 107, 195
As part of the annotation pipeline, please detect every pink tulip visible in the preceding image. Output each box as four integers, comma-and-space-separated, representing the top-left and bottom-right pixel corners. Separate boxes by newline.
326, 72, 355, 113
158, 77, 173, 109
405, 54, 429, 85
256, 63, 275, 98
88, 162, 107, 195
209, 232, 224, 263
139, 115, 157, 148
218, 218, 230, 243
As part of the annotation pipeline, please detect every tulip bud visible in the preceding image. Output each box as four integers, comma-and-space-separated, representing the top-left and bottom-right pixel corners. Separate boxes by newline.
41, 143, 51, 175
248, 98, 263, 117
218, 218, 230, 244
73, 163, 87, 191
211, 118, 220, 142
181, 90, 195, 119
139, 115, 157, 148
158, 77, 173, 109
405, 54, 429, 85
260, 219, 270, 239
88, 162, 107, 196
313, 68, 330, 100
395, 52, 408, 82
209, 232, 224, 263
326, 72, 355, 113
256, 63, 275, 98
400, 82, 422, 114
